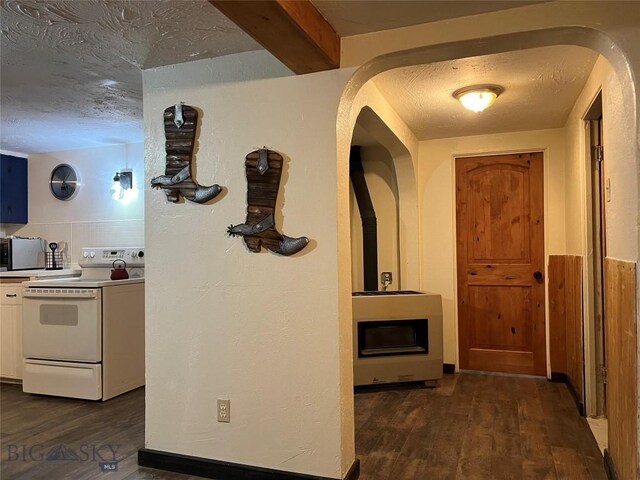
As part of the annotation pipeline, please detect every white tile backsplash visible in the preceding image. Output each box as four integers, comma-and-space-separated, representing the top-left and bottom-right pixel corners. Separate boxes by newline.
9, 220, 143, 266
71, 220, 144, 262
8, 223, 72, 246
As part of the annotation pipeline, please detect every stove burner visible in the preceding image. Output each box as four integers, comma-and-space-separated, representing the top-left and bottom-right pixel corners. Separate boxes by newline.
352, 290, 423, 296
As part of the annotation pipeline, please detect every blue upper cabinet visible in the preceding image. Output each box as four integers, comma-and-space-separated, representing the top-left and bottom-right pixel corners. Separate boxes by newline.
0, 154, 28, 224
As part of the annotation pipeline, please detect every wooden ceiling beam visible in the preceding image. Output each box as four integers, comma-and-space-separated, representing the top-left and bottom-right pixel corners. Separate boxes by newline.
209, 0, 340, 74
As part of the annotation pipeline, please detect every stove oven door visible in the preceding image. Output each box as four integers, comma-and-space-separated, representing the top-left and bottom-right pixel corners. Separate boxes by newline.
22, 287, 102, 362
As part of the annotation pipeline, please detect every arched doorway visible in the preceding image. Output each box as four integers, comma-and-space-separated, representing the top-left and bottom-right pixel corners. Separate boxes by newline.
337, 26, 638, 480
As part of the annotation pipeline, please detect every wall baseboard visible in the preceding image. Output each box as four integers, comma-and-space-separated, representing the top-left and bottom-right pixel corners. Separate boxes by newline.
0, 378, 22, 385
549, 372, 566, 383
604, 448, 618, 480
549, 372, 584, 416
138, 449, 360, 480
443, 363, 455, 374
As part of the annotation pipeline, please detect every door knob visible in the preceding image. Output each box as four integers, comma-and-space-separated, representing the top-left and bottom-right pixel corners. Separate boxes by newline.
533, 271, 543, 281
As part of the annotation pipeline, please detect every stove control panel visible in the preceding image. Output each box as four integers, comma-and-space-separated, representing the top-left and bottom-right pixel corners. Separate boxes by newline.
79, 247, 145, 268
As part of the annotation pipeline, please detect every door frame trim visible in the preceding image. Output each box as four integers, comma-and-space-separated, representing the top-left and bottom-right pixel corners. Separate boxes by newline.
583, 89, 606, 417
451, 148, 551, 377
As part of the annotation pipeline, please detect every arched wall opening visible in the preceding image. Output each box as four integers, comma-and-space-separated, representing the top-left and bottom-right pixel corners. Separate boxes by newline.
349, 106, 419, 291
336, 25, 638, 477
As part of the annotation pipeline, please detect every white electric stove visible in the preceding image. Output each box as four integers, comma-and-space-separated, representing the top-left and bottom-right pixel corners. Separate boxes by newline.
21, 247, 145, 400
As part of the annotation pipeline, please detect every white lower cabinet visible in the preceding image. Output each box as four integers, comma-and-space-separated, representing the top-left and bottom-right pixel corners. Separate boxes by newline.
0, 283, 24, 380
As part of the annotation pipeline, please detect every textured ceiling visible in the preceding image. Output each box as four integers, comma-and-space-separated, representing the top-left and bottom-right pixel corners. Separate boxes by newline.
312, 0, 548, 36
372, 46, 599, 141
1, 1, 596, 154
0, 0, 261, 154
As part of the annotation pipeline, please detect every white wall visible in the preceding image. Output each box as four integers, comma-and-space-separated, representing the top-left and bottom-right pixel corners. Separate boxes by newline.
341, 2, 640, 79
4, 143, 144, 264
562, 54, 632, 415
418, 129, 567, 365
143, 51, 355, 478
350, 145, 400, 291
564, 55, 636, 260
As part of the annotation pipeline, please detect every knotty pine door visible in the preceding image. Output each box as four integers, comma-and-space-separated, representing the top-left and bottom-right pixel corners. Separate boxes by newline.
456, 152, 546, 376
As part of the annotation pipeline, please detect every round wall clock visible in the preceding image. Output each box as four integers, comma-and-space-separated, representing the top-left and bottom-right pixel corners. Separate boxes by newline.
49, 164, 79, 201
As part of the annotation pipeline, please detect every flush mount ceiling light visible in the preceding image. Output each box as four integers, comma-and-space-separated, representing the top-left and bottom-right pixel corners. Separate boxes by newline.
453, 85, 504, 112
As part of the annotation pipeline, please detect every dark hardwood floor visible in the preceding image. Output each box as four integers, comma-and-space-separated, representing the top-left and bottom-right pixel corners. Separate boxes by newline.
355, 373, 606, 479
0, 384, 204, 480
1, 373, 605, 479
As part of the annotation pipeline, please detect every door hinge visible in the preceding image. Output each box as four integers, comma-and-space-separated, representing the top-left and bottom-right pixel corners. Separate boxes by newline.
601, 365, 607, 385
595, 145, 604, 163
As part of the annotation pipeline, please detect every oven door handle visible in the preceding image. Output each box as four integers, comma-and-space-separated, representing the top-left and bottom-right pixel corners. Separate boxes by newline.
22, 289, 99, 299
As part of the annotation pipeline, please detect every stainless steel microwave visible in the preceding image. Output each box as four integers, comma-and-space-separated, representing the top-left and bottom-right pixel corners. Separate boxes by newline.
0, 237, 44, 271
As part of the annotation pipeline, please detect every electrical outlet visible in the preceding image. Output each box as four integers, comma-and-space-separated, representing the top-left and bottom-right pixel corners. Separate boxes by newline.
217, 399, 230, 423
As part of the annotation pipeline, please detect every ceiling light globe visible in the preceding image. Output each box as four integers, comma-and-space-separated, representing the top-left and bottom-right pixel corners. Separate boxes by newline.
454, 85, 503, 113
459, 91, 497, 112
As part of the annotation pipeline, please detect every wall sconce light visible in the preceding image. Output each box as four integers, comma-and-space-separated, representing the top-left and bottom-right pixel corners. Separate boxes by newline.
111, 170, 135, 203
453, 85, 504, 112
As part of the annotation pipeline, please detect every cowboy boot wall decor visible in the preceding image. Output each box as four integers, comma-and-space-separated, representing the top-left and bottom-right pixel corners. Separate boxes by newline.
227, 148, 310, 256
151, 103, 222, 203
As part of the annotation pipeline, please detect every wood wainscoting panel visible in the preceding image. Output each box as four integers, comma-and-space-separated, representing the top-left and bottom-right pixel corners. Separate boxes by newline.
565, 256, 584, 406
605, 258, 637, 480
548, 255, 583, 405
549, 256, 568, 373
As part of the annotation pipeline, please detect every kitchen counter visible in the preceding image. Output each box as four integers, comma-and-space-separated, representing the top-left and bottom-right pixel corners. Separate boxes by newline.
0, 268, 81, 280
25, 275, 144, 288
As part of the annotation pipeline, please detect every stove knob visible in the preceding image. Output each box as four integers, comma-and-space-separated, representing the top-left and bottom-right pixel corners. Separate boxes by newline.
89, 251, 95, 258
131, 251, 138, 258
138, 251, 144, 258
83, 251, 89, 258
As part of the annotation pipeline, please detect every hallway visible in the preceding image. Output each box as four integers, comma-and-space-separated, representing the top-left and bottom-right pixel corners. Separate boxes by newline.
355, 373, 606, 479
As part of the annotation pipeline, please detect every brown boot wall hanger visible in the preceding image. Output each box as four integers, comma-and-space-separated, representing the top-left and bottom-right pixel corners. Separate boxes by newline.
227, 148, 309, 256
151, 103, 222, 203
151, 103, 310, 257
